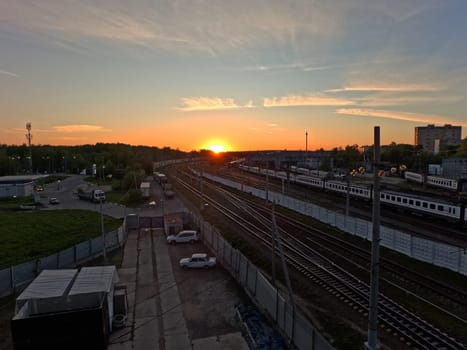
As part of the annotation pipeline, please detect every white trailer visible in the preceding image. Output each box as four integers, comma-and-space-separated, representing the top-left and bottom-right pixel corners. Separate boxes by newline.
140, 182, 151, 198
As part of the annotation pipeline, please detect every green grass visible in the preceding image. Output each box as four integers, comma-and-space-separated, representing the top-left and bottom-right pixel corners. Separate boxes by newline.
0, 197, 37, 210
0, 209, 122, 269
36, 175, 68, 185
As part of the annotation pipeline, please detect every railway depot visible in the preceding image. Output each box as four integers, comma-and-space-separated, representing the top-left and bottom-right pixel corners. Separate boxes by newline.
2, 158, 467, 350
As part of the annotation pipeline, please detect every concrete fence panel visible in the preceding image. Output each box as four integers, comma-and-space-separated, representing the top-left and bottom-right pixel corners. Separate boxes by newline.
255, 272, 277, 321
294, 312, 316, 350
380, 227, 395, 250
75, 241, 90, 261
12, 261, 36, 286
105, 231, 119, 248
412, 237, 434, 263
90, 236, 104, 255
276, 294, 287, 331
38, 253, 59, 271
355, 219, 370, 239
394, 231, 412, 256
238, 254, 248, 287
246, 262, 258, 295
314, 330, 335, 350
58, 247, 75, 268
433, 243, 461, 271
335, 213, 346, 231
0, 268, 12, 294
327, 211, 336, 227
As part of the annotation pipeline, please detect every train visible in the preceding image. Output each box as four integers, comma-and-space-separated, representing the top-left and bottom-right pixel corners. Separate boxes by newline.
404, 171, 459, 191
238, 164, 467, 223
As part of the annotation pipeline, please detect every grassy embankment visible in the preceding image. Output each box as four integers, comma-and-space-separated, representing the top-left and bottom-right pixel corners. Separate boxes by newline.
0, 207, 122, 269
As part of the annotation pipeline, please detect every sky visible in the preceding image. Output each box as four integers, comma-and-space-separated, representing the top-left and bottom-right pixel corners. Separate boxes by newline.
1, 0, 466, 152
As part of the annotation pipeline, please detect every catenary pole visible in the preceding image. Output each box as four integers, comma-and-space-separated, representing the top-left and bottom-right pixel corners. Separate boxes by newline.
366, 126, 381, 350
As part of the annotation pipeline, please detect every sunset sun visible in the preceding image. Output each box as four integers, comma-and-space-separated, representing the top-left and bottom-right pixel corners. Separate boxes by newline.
209, 144, 226, 154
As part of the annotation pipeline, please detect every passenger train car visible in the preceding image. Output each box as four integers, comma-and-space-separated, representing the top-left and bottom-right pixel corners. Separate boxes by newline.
238, 164, 467, 223
404, 171, 458, 191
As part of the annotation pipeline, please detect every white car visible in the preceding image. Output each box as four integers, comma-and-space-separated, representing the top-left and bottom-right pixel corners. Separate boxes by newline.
179, 253, 216, 269
167, 230, 199, 244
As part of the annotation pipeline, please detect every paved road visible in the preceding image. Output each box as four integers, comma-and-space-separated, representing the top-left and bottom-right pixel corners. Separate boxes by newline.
39, 174, 127, 218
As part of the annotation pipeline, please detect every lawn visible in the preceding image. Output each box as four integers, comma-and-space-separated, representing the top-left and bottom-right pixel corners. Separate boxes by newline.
0, 209, 123, 269
0, 197, 38, 210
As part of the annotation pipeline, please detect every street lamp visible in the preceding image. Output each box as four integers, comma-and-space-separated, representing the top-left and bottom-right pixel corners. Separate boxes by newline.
100, 197, 106, 262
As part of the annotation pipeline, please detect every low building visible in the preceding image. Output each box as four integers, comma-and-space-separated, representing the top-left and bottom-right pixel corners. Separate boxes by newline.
0, 175, 43, 198
11, 266, 120, 350
442, 158, 467, 180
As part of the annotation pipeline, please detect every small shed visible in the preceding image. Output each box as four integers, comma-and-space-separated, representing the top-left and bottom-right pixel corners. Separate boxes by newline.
11, 266, 119, 350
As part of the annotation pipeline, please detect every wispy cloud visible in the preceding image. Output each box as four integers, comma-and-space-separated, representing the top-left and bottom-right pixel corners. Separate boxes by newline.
356, 94, 464, 107
53, 125, 112, 133
179, 97, 247, 112
335, 108, 467, 127
327, 84, 443, 93
0, 1, 351, 54
0, 69, 18, 77
264, 94, 356, 108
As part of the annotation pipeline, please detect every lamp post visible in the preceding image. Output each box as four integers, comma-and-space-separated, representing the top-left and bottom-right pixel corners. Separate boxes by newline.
100, 197, 106, 262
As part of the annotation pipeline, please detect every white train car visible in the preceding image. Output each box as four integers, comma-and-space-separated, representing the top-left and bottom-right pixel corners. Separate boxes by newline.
295, 175, 324, 189
404, 171, 423, 184
426, 176, 458, 191
325, 181, 372, 200
237, 164, 467, 222
380, 191, 460, 220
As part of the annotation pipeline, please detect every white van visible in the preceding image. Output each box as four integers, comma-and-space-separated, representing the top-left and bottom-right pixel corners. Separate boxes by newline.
166, 230, 199, 244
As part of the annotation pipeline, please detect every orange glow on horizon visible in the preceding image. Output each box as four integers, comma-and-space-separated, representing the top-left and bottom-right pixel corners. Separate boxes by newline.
209, 144, 226, 154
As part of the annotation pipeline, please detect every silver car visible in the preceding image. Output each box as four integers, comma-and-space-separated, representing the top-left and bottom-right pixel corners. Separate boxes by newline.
166, 230, 198, 244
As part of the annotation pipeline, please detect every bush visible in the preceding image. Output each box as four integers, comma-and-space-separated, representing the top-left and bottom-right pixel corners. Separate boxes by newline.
127, 189, 143, 204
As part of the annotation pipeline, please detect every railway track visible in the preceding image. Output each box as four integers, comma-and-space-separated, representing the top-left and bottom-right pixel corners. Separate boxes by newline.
218, 167, 467, 246
175, 172, 466, 349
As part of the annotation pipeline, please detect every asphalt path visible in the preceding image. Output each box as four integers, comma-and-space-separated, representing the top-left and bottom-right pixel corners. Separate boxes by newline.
38, 174, 127, 219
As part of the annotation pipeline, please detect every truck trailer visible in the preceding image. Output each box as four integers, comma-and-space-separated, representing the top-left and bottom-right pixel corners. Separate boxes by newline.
77, 189, 106, 203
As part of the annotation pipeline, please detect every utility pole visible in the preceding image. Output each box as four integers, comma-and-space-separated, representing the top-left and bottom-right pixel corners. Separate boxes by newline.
200, 162, 204, 210
272, 207, 296, 343
305, 130, 308, 165
100, 197, 106, 262
271, 203, 277, 286
345, 175, 350, 218
25, 122, 33, 173
366, 126, 381, 350
265, 166, 269, 202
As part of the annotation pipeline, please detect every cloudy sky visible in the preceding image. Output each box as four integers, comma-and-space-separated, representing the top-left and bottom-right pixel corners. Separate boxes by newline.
1, 0, 466, 151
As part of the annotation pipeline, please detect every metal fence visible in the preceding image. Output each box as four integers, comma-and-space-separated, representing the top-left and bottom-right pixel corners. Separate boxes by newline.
186, 211, 335, 350
201, 172, 467, 276
0, 226, 126, 298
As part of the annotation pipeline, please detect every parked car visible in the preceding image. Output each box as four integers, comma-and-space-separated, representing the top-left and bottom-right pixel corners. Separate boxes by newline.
48, 197, 60, 205
166, 230, 198, 244
179, 253, 216, 269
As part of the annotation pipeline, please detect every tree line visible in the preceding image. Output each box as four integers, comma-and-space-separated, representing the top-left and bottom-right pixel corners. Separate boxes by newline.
0, 143, 189, 177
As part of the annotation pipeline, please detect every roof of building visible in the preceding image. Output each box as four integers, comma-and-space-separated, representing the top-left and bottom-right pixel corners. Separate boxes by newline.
0, 175, 47, 184
69, 265, 118, 295
16, 269, 78, 310
14, 266, 119, 318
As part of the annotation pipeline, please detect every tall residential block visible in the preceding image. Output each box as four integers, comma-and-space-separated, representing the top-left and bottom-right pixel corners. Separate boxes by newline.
414, 124, 462, 153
